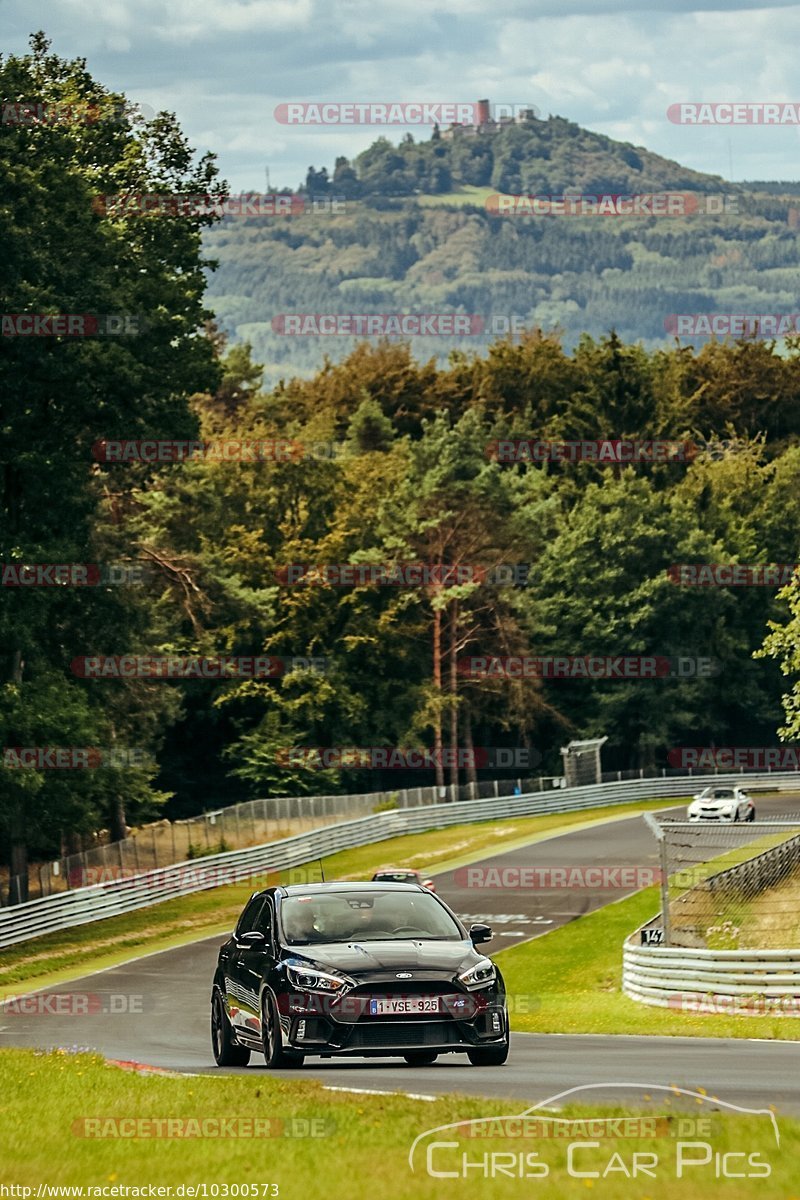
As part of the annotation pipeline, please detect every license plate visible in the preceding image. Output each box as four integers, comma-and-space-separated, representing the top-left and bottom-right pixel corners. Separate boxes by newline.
367, 996, 441, 1016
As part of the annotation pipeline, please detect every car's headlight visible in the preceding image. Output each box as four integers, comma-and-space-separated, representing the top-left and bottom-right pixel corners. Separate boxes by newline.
286, 963, 353, 993
458, 959, 496, 989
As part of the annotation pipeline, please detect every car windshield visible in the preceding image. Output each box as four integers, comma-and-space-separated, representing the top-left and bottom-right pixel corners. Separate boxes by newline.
374, 871, 417, 882
703, 789, 735, 800
280, 891, 462, 944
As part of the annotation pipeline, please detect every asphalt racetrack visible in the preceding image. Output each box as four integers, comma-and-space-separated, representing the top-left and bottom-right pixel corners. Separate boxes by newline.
3, 796, 800, 1112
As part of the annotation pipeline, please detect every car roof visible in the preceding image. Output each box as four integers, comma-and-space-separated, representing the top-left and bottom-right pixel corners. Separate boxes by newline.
274, 881, 427, 897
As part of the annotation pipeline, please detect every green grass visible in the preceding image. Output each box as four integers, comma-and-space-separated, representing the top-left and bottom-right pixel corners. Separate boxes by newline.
416, 185, 500, 207
496, 886, 800, 1040
0, 799, 673, 996
0, 1049, 798, 1197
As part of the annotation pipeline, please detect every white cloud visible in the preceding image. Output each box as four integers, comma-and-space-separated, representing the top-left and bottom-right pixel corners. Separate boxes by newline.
3, 0, 799, 189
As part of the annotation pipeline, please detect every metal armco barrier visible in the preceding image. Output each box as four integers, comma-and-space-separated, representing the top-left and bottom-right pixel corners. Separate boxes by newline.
2, 771, 799, 950
623, 941, 800, 1011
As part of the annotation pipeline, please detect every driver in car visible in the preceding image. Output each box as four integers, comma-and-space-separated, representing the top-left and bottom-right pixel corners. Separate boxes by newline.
283, 900, 323, 943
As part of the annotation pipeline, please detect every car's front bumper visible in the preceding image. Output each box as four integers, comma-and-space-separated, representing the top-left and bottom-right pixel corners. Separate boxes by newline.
278, 981, 507, 1056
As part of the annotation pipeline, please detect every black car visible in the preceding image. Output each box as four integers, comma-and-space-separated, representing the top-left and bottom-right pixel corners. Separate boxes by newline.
211, 882, 509, 1068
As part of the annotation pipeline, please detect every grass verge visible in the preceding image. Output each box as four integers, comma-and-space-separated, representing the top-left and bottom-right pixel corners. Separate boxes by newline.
416, 184, 499, 207
0, 1048, 797, 1197
496, 886, 800, 1041
0, 800, 673, 994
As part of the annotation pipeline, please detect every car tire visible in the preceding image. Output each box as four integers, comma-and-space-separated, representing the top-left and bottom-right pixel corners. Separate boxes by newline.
467, 1040, 509, 1067
748, 807, 756, 822
403, 1052, 439, 1066
211, 987, 251, 1067
261, 993, 305, 1069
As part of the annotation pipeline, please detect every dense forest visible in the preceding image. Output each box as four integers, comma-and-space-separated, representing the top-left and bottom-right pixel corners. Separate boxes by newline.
4, 38, 800, 889
205, 189, 800, 387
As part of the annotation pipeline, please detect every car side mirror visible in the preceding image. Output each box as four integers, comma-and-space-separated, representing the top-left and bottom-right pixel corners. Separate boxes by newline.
239, 930, 268, 948
469, 922, 492, 944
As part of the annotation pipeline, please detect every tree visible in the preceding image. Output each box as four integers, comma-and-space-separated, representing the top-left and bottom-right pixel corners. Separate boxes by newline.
0, 34, 222, 891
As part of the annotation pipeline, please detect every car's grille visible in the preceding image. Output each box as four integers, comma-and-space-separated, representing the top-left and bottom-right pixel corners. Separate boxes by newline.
350, 980, 456, 994
348, 1021, 462, 1049
333, 981, 466, 1024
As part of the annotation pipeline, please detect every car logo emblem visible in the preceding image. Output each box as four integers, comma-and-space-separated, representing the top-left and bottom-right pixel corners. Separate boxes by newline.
396, 972, 413, 979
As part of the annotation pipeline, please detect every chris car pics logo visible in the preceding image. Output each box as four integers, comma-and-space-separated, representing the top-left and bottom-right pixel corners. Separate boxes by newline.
409, 1084, 778, 1181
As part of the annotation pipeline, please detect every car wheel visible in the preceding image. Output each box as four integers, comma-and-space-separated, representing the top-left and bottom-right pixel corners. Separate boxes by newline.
403, 1052, 438, 1066
261, 993, 305, 1069
748, 807, 756, 821
467, 1040, 509, 1066
211, 988, 251, 1067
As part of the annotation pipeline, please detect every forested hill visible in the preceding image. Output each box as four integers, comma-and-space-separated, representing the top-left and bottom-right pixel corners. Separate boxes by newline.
303, 113, 726, 198
204, 115, 800, 387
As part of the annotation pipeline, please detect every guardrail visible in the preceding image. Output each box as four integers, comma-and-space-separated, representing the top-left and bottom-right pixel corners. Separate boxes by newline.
2, 770, 799, 950
9, 774, 567, 904
10, 759, 795, 906
623, 941, 800, 1010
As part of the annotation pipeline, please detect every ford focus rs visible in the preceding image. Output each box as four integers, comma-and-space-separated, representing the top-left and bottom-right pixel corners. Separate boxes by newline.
211, 882, 509, 1068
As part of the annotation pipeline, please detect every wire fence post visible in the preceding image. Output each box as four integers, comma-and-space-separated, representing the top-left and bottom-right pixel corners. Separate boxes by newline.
644, 812, 670, 947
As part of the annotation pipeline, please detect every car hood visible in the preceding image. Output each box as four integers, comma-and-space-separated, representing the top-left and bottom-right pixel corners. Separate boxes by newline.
690, 797, 736, 808
285, 939, 480, 975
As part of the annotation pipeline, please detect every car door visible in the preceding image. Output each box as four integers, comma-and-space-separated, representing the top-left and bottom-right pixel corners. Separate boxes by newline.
226, 895, 266, 1033
235, 896, 276, 1038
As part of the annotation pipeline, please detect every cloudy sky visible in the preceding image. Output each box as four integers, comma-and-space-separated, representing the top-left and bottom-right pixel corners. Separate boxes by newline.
3, 0, 800, 191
